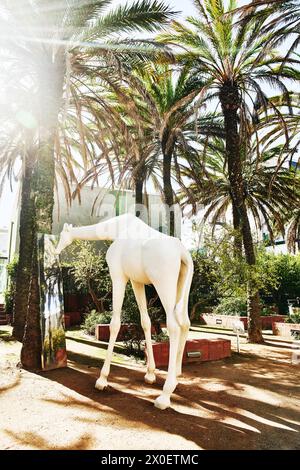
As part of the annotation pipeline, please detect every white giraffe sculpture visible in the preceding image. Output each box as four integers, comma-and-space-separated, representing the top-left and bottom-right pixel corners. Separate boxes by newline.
55, 213, 193, 410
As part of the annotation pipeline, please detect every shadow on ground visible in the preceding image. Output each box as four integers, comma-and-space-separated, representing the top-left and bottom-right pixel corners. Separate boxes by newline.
30, 347, 300, 450
2, 330, 299, 450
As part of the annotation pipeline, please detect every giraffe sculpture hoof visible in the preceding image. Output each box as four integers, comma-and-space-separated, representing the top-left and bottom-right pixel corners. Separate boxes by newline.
95, 377, 108, 391
144, 373, 156, 384
154, 394, 171, 410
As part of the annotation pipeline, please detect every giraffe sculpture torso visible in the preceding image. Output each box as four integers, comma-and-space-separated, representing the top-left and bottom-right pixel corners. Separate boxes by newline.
56, 213, 193, 409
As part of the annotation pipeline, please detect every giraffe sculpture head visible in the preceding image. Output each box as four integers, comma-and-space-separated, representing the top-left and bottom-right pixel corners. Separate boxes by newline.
55, 223, 73, 255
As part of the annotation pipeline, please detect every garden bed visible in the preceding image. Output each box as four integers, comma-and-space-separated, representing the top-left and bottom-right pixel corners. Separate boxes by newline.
147, 338, 231, 368
95, 323, 156, 342
272, 322, 300, 339
201, 313, 287, 330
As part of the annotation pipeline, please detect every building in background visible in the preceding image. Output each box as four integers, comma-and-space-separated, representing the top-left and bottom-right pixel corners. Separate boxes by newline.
0, 227, 9, 298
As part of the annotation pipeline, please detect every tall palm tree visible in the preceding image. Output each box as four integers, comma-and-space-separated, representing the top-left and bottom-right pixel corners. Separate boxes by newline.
159, 0, 299, 342
287, 208, 300, 252
126, 63, 206, 235
238, 1, 300, 59
1, 0, 176, 228
77, 62, 206, 234
77, 79, 161, 218
180, 138, 299, 244
0, 0, 176, 368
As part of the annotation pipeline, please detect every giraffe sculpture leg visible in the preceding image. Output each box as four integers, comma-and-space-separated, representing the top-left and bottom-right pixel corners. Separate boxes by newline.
95, 274, 127, 390
152, 280, 181, 410
174, 263, 192, 377
176, 305, 190, 377
131, 281, 156, 384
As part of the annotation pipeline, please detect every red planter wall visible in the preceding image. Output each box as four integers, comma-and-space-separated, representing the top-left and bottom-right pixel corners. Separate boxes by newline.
64, 314, 71, 329
95, 324, 156, 342
64, 311, 81, 328
261, 315, 288, 330
95, 324, 129, 342
147, 338, 231, 368
201, 313, 287, 330
272, 322, 300, 338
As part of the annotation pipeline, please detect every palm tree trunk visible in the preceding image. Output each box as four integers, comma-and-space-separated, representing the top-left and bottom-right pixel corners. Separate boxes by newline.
134, 161, 149, 223
163, 151, 174, 236
220, 82, 263, 343
35, 135, 56, 234
20, 135, 56, 369
20, 231, 42, 370
162, 131, 175, 236
135, 177, 143, 207
20, 55, 65, 369
13, 151, 36, 341
232, 203, 243, 255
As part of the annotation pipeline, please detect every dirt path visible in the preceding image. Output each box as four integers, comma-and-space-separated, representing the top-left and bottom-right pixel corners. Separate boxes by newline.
0, 328, 299, 450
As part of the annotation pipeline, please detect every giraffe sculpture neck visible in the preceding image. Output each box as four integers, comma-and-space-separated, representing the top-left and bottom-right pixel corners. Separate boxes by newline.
68, 214, 167, 243
69, 214, 132, 242
69, 224, 103, 241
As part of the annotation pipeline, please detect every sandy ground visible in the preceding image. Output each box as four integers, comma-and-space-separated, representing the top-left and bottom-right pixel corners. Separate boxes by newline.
0, 326, 300, 450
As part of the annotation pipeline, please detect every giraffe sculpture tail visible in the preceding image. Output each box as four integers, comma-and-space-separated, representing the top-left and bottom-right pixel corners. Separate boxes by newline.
174, 245, 194, 325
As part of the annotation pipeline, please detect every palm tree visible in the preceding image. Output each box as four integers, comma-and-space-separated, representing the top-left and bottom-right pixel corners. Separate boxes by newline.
238, 1, 300, 60
0, 0, 176, 368
180, 138, 299, 245
159, 0, 299, 342
77, 62, 206, 234
1, 0, 176, 228
286, 164, 300, 252
77, 79, 161, 219
125, 63, 206, 235
287, 209, 300, 253
0, 82, 43, 342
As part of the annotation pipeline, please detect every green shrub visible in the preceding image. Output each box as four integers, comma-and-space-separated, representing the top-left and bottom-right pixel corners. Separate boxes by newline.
213, 296, 275, 317
122, 325, 145, 358
189, 249, 219, 318
152, 331, 169, 343
121, 285, 163, 357
82, 309, 112, 335
213, 296, 247, 316
286, 308, 300, 324
121, 285, 141, 326
267, 254, 300, 314
4, 287, 14, 317
261, 305, 276, 316
188, 229, 279, 319
4, 256, 18, 317
62, 241, 112, 312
